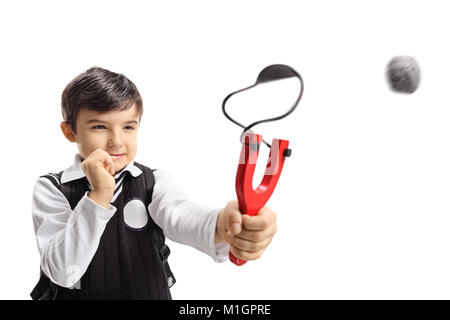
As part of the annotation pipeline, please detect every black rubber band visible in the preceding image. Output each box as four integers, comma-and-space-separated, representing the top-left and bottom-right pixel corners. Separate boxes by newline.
222, 64, 304, 148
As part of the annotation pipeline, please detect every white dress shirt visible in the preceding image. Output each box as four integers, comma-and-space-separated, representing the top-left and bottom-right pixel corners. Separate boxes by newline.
31, 153, 229, 288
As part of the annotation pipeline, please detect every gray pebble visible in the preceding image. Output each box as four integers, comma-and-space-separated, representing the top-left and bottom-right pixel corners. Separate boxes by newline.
386, 56, 421, 94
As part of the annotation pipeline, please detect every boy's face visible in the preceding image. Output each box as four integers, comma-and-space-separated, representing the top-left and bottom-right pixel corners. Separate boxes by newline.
60, 104, 140, 174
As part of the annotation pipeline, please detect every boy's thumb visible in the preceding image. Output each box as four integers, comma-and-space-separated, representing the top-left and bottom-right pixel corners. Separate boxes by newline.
228, 210, 242, 235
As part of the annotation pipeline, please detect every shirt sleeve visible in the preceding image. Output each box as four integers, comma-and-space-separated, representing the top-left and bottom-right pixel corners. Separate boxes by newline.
31, 177, 117, 288
148, 169, 229, 263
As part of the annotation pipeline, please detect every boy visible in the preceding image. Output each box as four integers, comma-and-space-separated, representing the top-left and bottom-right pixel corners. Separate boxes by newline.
30, 67, 277, 300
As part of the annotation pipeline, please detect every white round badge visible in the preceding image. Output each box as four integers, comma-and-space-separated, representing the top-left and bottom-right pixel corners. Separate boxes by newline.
123, 198, 149, 230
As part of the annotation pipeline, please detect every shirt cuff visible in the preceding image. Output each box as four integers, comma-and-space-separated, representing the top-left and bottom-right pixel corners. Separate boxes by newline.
209, 208, 230, 263
213, 242, 230, 263
81, 191, 117, 220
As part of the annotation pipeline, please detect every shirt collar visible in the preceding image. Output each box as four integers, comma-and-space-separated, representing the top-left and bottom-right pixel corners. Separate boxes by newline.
61, 153, 142, 184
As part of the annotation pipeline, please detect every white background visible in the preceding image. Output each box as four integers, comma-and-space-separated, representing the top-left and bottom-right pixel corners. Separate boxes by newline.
1, 0, 450, 299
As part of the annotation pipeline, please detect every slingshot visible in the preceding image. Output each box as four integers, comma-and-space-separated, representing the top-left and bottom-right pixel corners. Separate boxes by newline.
222, 64, 304, 266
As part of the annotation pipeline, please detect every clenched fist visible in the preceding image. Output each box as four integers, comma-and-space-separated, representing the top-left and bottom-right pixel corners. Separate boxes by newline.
215, 200, 277, 262
81, 149, 116, 208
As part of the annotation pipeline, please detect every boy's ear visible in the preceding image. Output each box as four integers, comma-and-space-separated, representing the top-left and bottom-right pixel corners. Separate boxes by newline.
60, 121, 76, 143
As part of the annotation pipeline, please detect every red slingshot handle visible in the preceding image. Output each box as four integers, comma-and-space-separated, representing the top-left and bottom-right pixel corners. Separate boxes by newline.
229, 132, 290, 266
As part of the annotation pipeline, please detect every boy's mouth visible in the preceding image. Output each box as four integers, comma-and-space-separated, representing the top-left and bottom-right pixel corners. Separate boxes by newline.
110, 153, 125, 160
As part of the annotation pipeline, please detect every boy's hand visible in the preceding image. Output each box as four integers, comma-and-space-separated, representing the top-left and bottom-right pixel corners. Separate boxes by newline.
215, 200, 277, 261
81, 149, 116, 207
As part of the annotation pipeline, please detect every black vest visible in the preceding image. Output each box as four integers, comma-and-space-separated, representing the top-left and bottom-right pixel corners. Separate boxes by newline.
30, 162, 175, 300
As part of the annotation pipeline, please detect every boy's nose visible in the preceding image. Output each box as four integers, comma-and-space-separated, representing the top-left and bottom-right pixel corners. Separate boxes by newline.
108, 132, 124, 147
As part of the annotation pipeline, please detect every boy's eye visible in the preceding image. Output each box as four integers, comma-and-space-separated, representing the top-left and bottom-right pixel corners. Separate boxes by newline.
91, 125, 135, 130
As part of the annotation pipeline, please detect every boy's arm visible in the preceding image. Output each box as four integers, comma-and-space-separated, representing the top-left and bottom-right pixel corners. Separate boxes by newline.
148, 169, 229, 262
32, 177, 116, 288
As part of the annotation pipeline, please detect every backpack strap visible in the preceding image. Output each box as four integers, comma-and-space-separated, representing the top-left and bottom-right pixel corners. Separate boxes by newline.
30, 172, 64, 300
141, 166, 176, 288
30, 270, 51, 300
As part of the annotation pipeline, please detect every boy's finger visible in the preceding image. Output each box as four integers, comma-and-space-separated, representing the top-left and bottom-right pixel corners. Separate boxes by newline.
234, 223, 277, 242
242, 207, 276, 231
91, 149, 113, 163
102, 152, 114, 166
227, 207, 242, 235
89, 149, 114, 170
227, 232, 273, 253
229, 245, 264, 261
106, 163, 115, 176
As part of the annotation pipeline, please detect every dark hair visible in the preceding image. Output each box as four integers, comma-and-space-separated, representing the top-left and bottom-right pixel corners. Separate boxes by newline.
61, 66, 143, 134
